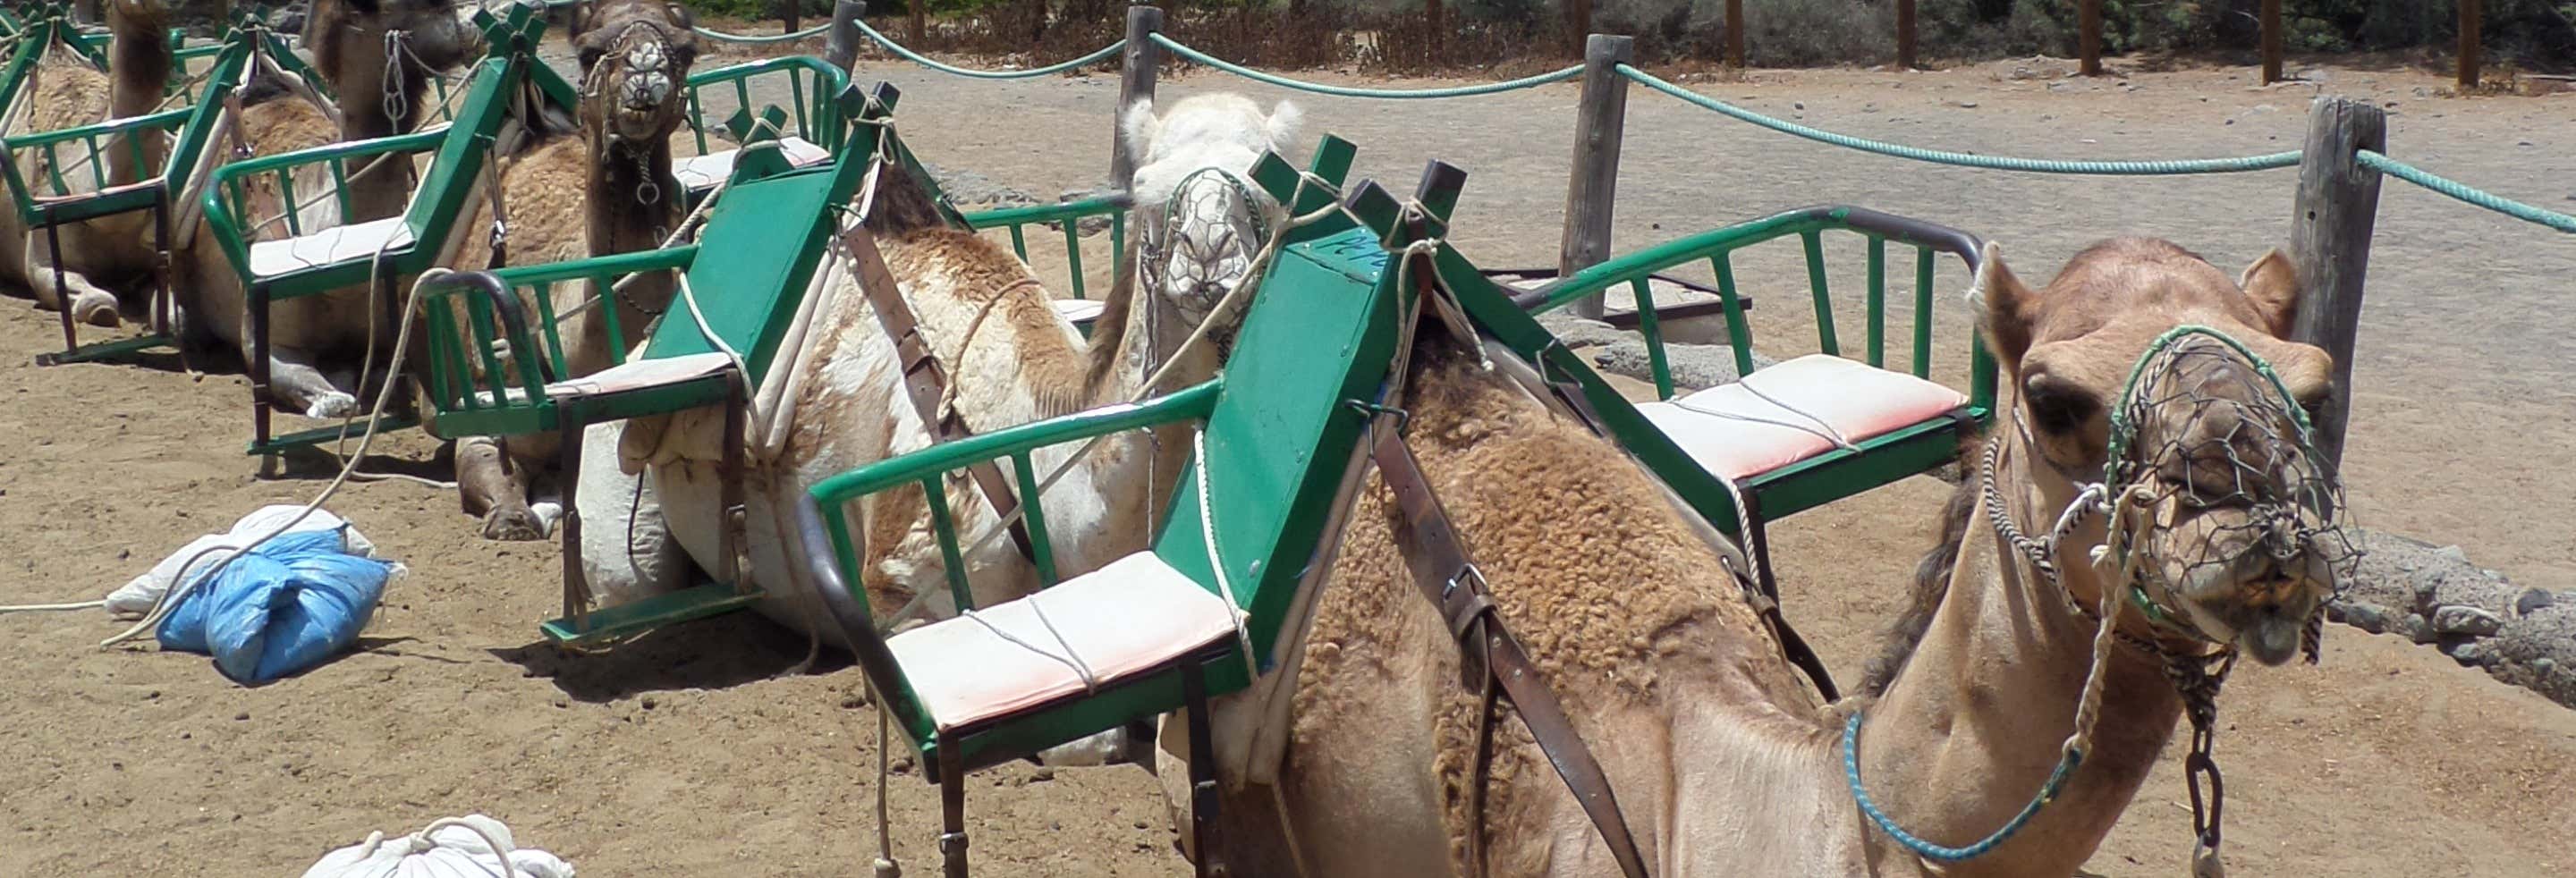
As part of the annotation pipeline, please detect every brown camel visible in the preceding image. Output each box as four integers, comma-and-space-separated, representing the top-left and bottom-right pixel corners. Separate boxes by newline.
1160, 237, 2344, 877
162, 0, 482, 419
303, 0, 492, 220
438, 0, 704, 540
0, 0, 178, 326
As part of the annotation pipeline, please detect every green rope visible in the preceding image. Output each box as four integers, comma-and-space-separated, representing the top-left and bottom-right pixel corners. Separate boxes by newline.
1150, 34, 1581, 99
1618, 64, 2302, 176
854, 21, 1123, 80
691, 23, 830, 46
2358, 149, 2576, 234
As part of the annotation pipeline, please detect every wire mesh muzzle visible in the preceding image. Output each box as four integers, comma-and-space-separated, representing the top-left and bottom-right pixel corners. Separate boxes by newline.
1138, 167, 1275, 344
2105, 331, 2360, 645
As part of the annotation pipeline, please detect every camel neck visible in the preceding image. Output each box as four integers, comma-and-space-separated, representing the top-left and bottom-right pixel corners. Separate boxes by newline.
587, 138, 682, 349
1853, 429, 2182, 874
103, 21, 175, 184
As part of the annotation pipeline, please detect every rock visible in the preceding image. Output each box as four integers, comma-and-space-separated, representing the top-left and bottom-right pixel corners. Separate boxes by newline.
1593, 342, 1779, 391
2394, 612, 2436, 645
2328, 599, 2392, 635
1792, 101, 1806, 111
2517, 588, 2555, 617
1533, 313, 1626, 350
2441, 638, 2489, 666
1030, 766, 1055, 783
2433, 605, 2505, 637
2489, 605, 2576, 708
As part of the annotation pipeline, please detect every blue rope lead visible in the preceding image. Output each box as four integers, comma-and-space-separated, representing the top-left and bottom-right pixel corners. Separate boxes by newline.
1151, 34, 1582, 99
1843, 711, 2082, 863
2359, 149, 2576, 234
1619, 64, 2302, 176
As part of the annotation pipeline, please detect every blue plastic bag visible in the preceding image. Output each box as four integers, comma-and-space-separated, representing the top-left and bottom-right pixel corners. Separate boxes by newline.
157, 528, 396, 684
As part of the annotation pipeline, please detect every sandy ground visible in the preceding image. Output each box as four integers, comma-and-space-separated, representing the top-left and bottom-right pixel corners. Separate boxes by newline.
3, 40, 2574, 876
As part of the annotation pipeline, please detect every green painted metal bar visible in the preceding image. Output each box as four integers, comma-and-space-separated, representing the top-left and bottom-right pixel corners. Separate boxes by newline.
920, 477, 975, 612
1801, 230, 1840, 357
465, 297, 514, 405
1631, 277, 1673, 399
1011, 452, 1059, 587
425, 305, 462, 410
1712, 255, 1756, 377
1060, 221, 1087, 300
1866, 236, 1886, 368
1007, 224, 1028, 260
811, 381, 1224, 505
1912, 245, 1935, 379
533, 280, 571, 377
275, 168, 302, 235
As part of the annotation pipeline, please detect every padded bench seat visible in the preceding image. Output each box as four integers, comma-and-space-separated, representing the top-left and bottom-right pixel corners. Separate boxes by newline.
674, 136, 832, 191
1635, 353, 1969, 481
886, 551, 1241, 732
1050, 298, 1104, 328
246, 215, 413, 278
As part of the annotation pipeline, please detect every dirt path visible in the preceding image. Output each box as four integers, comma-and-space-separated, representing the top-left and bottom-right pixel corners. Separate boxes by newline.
1, 49, 2571, 875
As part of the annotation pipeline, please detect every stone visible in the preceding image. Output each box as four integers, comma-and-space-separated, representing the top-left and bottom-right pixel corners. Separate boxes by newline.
2433, 605, 2505, 637
2328, 599, 2392, 635
2394, 612, 2436, 645
2517, 588, 2555, 617
2490, 605, 2576, 708
1593, 342, 1778, 392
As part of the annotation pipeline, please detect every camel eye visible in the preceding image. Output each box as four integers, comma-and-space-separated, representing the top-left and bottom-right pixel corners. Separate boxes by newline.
577, 46, 606, 70
2021, 373, 2099, 437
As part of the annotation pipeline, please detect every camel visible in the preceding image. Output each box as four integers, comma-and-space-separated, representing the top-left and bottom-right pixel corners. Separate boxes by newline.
618, 96, 1301, 760
1150, 236, 2345, 877
302, 0, 493, 220
1123, 93, 1301, 325
0, 0, 181, 327
435, 0, 705, 541
160, 0, 489, 420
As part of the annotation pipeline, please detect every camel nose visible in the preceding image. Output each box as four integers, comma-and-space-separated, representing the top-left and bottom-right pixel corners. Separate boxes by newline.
621, 72, 672, 111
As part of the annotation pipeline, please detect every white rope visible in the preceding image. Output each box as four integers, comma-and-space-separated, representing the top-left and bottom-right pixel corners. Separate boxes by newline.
1192, 428, 1259, 669
0, 598, 107, 613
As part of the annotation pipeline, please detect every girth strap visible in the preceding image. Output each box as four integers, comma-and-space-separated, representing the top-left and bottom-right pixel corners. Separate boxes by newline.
839, 224, 1039, 564
1367, 418, 1654, 878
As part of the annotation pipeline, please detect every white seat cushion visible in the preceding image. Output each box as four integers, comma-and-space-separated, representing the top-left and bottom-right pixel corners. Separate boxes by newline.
673, 136, 831, 191
1050, 298, 1105, 326
889, 552, 1241, 731
246, 215, 413, 278
1636, 353, 1970, 481
543, 351, 735, 399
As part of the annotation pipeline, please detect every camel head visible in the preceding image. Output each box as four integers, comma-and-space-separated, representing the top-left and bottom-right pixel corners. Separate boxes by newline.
103, 0, 182, 35
1971, 238, 2348, 665
302, 0, 489, 139
571, 1, 700, 148
1121, 93, 1301, 332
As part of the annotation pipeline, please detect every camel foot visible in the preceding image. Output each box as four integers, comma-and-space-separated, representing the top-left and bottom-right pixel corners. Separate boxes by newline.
479, 506, 548, 542
301, 391, 361, 420
75, 299, 121, 328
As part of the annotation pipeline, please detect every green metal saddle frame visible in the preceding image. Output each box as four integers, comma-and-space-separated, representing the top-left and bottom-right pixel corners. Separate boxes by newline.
794, 138, 1408, 878
0, 7, 310, 366
1445, 206, 1999, 633
198, 4, 567, 460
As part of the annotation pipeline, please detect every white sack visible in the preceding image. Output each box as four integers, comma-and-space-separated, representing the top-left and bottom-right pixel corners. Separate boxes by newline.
301, 814, 573, 878
578, 419, 689, 607
106, 505, 377, 620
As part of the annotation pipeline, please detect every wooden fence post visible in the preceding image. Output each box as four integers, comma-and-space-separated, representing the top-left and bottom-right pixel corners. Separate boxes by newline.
1896, 0, 1917, 70
2260, 0, 2284, 84
785, 0, 801, 38
2077, 0, 2102, 76
910, 0, 926, 42
1427, 0, 1445, 66
1558, 34, 1633, 321
1111, 5, 1163, 191
2458, 0, 2483, 89
1724, 0, 1744, 68
2286, 97, 2386, 470
826, 0, 866, 71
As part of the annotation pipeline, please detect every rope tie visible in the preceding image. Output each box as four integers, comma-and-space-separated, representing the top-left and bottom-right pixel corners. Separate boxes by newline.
1150, 33, 1581, 99
854, 20, 1123, 80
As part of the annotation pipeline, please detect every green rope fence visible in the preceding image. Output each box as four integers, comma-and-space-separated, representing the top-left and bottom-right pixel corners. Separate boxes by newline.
855, 21, 1124, 80
1148, 33, 1582, 99
2358, 150, 2576, 234
1617, 64, 2301, 175
691, 23, 830, 45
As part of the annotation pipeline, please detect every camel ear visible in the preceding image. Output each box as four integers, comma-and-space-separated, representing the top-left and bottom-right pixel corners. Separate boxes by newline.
1120, 98, 1160, 165
1264, 99, 1303, 151
1968, 241, 2040, 371
2237, 247, 2301, 337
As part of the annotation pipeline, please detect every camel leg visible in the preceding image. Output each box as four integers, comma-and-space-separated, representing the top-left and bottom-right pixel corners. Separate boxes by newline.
27, 231, 121, 329
263, 347, 364, 418
456, 435, 547, 542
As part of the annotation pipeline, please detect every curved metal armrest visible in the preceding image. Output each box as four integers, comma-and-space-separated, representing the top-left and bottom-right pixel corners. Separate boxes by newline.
413, 268, 555, 391
793, 493, 934, 741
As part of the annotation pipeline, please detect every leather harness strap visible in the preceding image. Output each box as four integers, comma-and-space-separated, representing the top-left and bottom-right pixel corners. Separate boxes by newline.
837, 223, 1039, 563
1366, 418, 1654, 878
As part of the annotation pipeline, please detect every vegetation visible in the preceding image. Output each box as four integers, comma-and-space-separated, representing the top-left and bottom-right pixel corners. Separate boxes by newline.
677, 0, 2576, 73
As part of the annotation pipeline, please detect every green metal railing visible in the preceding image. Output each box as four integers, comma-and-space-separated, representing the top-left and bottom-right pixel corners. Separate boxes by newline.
680, 55, 852, 160
1519, 205, 1996, 410
419, 245, 703, 419
962, 197, 1127, 300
